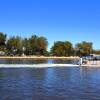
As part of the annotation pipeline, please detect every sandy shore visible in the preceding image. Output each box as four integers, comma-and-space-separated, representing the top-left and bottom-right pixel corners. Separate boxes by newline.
0, 56, 79, 59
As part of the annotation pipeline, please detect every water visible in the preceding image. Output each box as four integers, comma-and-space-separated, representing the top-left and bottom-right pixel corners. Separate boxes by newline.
0, 67, 100, 100
0, 59, 78, 64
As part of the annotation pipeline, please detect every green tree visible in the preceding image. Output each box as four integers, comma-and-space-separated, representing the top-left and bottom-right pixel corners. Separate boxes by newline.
29, 35, 38, 55
23, 35, 48, 55
75, 41, 93, 56
64, 41, 73, 56
22, 38, 31, 55
51, 41, 64, 56
37, 36, 48, 55
51, 41, 73, 56
0, 32, 6, 50
6, 36, 22, 55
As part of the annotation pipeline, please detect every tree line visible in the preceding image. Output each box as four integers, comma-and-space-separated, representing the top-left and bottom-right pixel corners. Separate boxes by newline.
0, 32, 100, 56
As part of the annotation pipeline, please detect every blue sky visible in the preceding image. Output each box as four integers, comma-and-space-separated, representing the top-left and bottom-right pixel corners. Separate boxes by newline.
0, 0, 100, 50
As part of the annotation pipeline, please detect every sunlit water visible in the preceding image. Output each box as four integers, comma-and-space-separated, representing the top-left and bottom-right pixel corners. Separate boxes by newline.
0, 67, 100, 100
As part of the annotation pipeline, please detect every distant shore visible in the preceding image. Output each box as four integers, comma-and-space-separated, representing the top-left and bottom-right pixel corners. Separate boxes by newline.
0, 56, 79, 59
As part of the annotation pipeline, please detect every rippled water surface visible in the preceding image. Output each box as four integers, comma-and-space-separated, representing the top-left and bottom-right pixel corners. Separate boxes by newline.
0, 67, 100, 100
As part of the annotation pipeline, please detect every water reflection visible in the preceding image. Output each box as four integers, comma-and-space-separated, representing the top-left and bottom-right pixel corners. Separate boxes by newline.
0, 59, 78, 64
52, 59, 73, 64
0, 67, 100, 100
0, 59, 48, 64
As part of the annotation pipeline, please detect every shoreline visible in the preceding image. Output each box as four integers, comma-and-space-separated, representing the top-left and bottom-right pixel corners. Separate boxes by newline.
0, 57, 100, 67
0, 56, 79, 59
